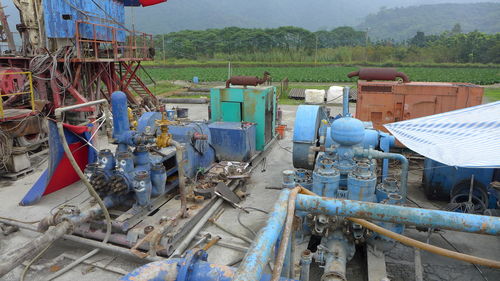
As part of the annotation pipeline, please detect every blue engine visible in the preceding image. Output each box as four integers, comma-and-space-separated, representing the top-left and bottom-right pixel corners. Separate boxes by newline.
84, 91, 215, 208
288, 87, 408, 280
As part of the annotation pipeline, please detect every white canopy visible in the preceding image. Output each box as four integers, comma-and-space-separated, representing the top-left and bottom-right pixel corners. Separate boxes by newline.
384, 101, 500, 168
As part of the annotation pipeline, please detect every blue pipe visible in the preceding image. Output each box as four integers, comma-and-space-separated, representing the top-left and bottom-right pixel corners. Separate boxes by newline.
120, 259, 297, 281
111, 91, 130, 143
233, 189, 291, 281
342, 87, 350, 117
295, 194, 500, 235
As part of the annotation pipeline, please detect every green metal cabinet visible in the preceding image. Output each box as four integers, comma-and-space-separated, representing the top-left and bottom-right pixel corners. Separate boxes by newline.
210, 86, 277, 151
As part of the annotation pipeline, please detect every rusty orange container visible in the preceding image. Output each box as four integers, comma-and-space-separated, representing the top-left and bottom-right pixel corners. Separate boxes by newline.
276, 124, 287, 140
355, 81, 484, 133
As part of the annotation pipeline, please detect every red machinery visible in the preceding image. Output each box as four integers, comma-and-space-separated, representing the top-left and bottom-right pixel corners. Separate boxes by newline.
350, 68, 484, 134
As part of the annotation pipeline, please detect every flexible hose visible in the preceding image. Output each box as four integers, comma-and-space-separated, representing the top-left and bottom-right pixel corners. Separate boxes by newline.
271, 186, 300, 281
56, 121, 112, 242
297, 187, 500, 269
348, 217, 500, 269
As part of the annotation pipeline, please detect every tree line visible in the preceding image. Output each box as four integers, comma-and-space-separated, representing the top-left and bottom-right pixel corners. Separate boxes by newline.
154, 26, 500, 64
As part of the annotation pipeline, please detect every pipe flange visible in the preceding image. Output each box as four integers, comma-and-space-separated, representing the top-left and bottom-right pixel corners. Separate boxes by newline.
322, 271, 347, 281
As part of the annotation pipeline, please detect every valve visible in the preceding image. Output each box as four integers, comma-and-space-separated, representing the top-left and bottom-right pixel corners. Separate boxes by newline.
155, 110, 172, 148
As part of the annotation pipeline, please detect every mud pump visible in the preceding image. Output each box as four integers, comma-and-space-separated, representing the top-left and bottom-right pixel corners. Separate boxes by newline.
119, 88, 500, 281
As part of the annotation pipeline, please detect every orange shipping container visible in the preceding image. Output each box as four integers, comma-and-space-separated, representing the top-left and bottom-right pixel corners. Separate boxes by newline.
355, 81, 484, 133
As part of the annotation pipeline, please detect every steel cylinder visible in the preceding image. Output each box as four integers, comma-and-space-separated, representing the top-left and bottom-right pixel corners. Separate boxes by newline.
133, 170, 152, 207
313, 158, 340, 197
282, 170, 296, 189
151, 163, 167, 197
347, 162, 377, 202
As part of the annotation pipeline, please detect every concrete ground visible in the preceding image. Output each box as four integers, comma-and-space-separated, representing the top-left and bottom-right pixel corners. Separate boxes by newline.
0, 102, 499, 281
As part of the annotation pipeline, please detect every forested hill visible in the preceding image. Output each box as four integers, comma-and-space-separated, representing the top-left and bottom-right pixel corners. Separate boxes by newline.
125, 0, 499, 39
357, 3, 500, 41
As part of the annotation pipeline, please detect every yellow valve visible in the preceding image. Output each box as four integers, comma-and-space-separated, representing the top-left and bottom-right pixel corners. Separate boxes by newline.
322, 119, 329, 125
155, 111, 172, 148
128, 107, 138, 129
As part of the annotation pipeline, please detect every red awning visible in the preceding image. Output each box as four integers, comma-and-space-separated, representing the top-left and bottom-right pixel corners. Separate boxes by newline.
140, 0, 167, 6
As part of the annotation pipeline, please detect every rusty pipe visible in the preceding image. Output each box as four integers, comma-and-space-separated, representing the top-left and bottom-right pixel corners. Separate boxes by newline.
347, 68, 410, 83
0, 221, 72, 277
226, 71, 271, 88
271, 186, 301, 281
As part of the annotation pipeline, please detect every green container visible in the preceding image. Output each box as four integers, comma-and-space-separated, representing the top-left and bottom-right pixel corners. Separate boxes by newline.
210, 86, 277, 151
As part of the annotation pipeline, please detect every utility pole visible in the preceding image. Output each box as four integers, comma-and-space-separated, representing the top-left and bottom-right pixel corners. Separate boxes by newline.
162, 33, 165, 62
314, 34, 318, 64
0, 0, 16, 52
364, 28, 369, 62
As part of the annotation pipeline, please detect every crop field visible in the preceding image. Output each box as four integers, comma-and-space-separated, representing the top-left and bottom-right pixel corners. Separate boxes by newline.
145, 66, 500, 85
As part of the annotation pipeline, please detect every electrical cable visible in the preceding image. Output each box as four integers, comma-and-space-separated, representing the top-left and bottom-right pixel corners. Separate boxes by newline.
237, 207, 269, 238
406, 197, 490, 281
19, 241, 55, 281
0, 217, 40, 225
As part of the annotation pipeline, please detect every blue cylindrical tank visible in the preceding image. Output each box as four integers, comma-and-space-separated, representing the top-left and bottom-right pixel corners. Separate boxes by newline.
111, 91, 130, 140
151, 163, 167, 197
133, 170, 152, 207
347, 162, 377, 202
313, 158, 340, 197
133, 145, 150, 170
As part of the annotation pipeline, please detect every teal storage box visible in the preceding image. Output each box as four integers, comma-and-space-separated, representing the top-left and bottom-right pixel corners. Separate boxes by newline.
210, 86, 277, 151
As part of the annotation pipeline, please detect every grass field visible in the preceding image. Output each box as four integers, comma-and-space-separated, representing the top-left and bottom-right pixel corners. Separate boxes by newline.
145, 66, 500, 85
485, 88, 500, 101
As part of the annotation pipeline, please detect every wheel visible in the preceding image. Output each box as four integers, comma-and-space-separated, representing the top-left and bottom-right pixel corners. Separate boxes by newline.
450, 179, 488, 214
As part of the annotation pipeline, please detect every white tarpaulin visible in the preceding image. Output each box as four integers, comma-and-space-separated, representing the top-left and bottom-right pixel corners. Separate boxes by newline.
384, 101, 500, 168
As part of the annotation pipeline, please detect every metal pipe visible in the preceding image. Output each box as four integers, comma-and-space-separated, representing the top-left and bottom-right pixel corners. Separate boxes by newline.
120, 259, 296, 281
321, 240, 348, 281
46, 249, 100, 280
299, 250, 312, 281
159, 97, 209, 104
171, 140, 188, 218
0, 221, 72, 277
171, 179, 240, 258
272, 187, 300, 281
0, 219, 160, 263
295, 194, 500, 235
354, 148, 408, 199
233, 189, 291, 281
342, 87, 349, 117
54, 99, 108, 114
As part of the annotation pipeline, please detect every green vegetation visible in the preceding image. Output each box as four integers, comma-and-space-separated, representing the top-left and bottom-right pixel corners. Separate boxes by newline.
150, 81, 182, 96
485, 88, 500, 102
358, 3, 500, 41
155, 26, 500, 65
145, 66, 500, 85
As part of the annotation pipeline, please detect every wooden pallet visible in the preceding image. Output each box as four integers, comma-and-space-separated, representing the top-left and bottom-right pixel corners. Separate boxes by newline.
2, 168, 34, 181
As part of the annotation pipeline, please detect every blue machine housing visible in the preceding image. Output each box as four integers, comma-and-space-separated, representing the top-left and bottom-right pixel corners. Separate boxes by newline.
423, 158, 499, 207
208, 122, 256, 162
168, 123, 216, 178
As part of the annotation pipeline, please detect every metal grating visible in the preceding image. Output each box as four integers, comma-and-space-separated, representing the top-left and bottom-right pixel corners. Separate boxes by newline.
288, 88, 306, 99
